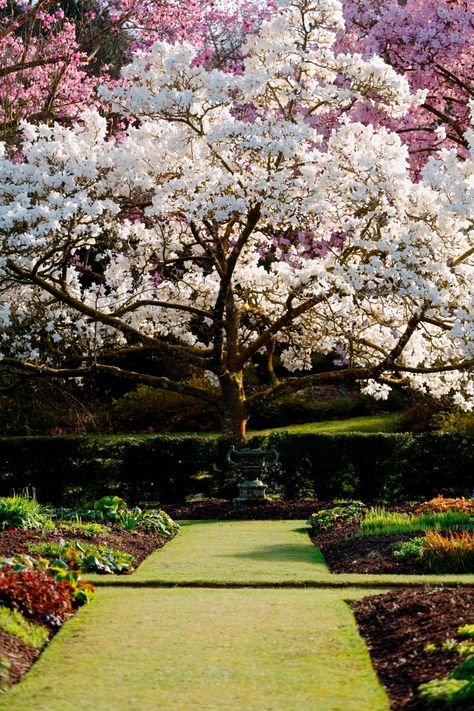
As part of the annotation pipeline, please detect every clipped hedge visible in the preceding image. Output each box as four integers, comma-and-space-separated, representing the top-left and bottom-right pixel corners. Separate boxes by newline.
0, 432, 472, 504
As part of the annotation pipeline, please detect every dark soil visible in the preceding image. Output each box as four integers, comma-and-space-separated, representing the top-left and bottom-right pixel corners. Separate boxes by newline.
165, 498, 330, 520
309, 521, 426, 574
0, 630, 39, 686
354, 587, 474, 710
0, 527, 166, 570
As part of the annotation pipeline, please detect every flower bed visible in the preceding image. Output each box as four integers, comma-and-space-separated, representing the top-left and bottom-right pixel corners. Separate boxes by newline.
0, 494, 178, 690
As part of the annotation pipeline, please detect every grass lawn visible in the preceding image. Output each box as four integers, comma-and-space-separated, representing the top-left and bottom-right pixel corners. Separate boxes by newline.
250, 413, 400, 435
90, 413, 399, 441
0, 587, 390, 711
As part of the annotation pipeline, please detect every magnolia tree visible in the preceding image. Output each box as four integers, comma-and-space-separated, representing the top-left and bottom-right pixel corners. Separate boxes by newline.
0, 0, 272, 143
340, 0, 474, 171
0, 0, 473, 439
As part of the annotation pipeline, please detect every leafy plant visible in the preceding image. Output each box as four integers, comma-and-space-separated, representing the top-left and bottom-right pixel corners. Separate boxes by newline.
0, 606, 49, 649
133, 509, 180, 538
422, 531, 474, 573
93, 495, 128, 521
0, 567, 75, 628
391, 537, 424, 561
0, 554, 95, 609
306, 503, 366, 533
26, 540, 135, 575
0, 494, 53, 531
359, 508, 473, 536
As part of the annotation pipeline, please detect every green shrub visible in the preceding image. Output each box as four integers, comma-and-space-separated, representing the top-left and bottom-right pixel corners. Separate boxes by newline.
0, 432, 473, 504
419, 677, 474, 706
435, 411, 474, 435
26, 541, 135, 575
0, 606, 49, 649
306, 503, 366, 533
0, 494, 53, 531
391, 537, 424, 561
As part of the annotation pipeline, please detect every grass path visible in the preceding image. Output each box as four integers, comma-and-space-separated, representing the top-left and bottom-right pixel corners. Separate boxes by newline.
87, 520, 474, 587
88, 520, 329, 585
13, 519, 474, 709
0, 587, 389, 710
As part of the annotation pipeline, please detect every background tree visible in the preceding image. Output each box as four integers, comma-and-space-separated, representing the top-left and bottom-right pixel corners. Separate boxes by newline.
0, 0, 472, 440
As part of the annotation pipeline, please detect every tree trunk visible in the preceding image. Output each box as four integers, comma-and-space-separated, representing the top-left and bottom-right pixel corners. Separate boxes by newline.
218, 371, 248, 444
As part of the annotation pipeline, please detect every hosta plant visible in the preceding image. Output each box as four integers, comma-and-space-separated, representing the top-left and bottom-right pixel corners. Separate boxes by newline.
306, 503, 366, 533
27, 540, 135, 575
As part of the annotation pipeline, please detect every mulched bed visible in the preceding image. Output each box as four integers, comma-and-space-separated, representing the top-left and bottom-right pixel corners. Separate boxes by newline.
0, 630, 39, 686
0, 527, 167, 570
309, 520, 426, 574
165, 498, 330, 520
354, 587, 474, 710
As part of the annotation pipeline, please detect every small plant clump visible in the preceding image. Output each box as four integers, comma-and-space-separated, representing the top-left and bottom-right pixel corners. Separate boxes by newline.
419, 625, 474, 706
26, 540, 135, 575
391, 537, 424, 561
0, 494, 53, 531
0, 606, 49, 650
306, 502, 366, 533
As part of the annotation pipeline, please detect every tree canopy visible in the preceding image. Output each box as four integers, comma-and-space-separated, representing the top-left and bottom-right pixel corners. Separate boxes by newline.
0, 0, 472, 438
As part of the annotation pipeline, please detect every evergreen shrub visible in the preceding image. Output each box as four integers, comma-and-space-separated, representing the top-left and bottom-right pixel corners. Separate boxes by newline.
0, 432, 472, 504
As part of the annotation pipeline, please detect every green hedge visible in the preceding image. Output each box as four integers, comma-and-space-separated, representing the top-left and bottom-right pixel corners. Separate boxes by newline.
0, 432, 472, 505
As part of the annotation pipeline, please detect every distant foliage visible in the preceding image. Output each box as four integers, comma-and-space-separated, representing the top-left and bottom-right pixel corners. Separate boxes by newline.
306, 503, 366, 533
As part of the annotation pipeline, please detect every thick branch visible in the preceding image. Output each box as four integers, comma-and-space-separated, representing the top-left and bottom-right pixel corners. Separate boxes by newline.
237, 293, 327, 368
6, 262, 211, 368
247, 367, 374, 406
0, 359, 219, 405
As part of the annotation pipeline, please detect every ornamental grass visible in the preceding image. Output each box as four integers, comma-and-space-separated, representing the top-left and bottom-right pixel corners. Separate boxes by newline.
422, 531, 474, 574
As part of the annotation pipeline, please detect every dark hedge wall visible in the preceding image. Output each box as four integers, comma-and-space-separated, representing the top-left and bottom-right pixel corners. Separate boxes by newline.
0, 432, 472, 505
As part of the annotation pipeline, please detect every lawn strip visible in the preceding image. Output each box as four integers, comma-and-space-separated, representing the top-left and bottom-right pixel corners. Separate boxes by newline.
0, 587, 390, 711
86, 520, 330, 585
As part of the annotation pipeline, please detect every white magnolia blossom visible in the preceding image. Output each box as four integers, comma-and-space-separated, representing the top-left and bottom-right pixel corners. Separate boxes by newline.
0, 0, 472, 420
